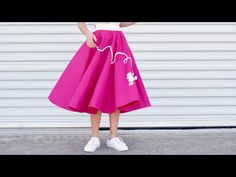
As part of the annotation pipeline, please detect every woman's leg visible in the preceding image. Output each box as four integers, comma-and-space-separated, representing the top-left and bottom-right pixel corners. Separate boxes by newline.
84, 110, 102, 152
106, 108, 128, 151
90, 109, 102, 138
109, 108, 120, 138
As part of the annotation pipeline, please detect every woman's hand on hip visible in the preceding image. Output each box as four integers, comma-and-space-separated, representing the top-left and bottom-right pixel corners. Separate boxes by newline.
86, 33, 97, 48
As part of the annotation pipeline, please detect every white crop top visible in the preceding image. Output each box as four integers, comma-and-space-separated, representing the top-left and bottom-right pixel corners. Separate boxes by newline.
93, 22, 121, 31
94, 22, 120, 25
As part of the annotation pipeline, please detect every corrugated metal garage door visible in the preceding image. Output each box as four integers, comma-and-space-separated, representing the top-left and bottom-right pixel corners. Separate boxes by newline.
1, 22, 236, 128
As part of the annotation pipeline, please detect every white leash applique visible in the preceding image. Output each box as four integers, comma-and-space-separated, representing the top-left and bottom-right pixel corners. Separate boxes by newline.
95, 45, 138, 86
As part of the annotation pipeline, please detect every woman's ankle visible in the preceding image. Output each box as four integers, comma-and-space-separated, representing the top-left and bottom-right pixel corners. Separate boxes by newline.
109, 135, 117, 139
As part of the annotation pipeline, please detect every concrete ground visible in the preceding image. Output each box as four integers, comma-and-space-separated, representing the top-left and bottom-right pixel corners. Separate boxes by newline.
0, 128, 236, 155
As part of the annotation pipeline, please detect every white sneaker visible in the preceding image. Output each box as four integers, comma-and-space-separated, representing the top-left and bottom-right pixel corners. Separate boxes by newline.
84, 137, 100, 152
106, 137, 128, 151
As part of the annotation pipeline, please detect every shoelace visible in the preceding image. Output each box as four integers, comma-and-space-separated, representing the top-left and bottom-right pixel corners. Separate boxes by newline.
114, 137, 126, 146
88, 138, 98, 146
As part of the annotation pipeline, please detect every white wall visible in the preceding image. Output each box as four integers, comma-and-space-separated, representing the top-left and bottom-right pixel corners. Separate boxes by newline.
1, 22, 236, 127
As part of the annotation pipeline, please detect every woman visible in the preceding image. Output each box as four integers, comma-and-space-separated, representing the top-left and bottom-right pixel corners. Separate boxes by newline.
48, 22, 151, 152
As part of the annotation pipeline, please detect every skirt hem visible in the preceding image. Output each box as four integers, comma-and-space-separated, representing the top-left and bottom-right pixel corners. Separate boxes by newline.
48, 96, 151, 115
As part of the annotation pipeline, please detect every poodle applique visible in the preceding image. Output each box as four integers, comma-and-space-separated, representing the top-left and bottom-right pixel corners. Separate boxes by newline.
127, 72, 138, 86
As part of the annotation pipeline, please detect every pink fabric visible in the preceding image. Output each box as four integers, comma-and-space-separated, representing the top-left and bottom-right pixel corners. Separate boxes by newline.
48, 30, 151, 114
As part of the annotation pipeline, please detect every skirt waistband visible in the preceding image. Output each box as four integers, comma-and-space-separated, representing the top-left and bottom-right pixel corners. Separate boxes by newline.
95, 23, 122, 31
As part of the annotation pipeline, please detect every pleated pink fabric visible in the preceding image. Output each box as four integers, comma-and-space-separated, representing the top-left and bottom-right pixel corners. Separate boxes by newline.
48, 29, 151, 114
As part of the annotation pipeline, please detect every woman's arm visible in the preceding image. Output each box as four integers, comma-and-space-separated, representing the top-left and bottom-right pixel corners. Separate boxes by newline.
76, 22, 97, 48
77, 22, 91, 37
119, 22, 136, 28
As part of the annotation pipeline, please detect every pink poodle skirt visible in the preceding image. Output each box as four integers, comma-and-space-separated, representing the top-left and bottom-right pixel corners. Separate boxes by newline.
48, 27, 152, 114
